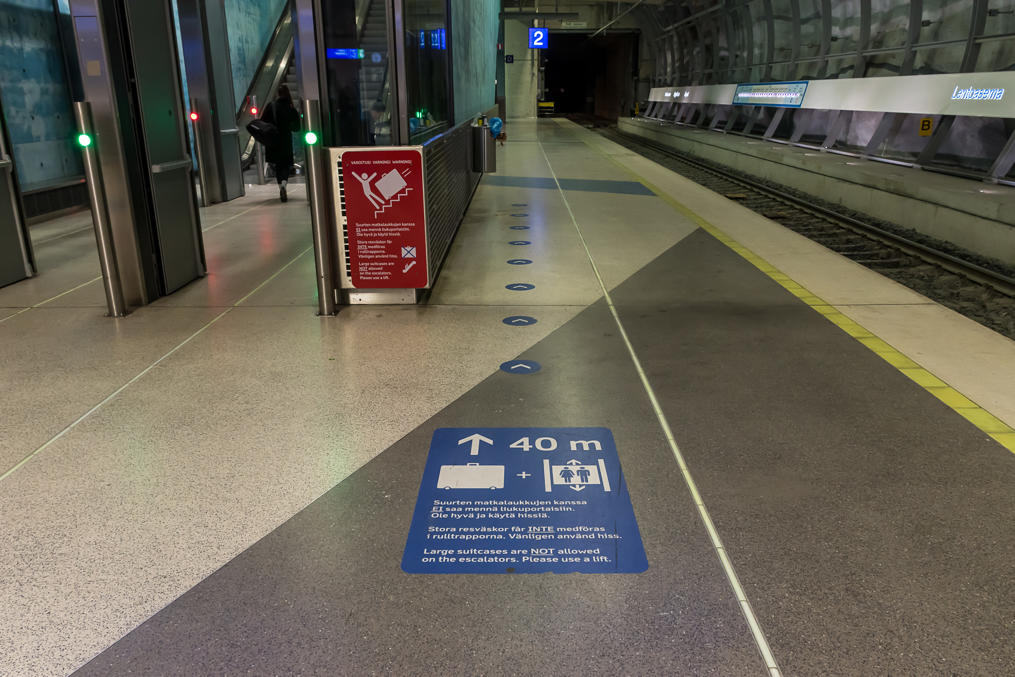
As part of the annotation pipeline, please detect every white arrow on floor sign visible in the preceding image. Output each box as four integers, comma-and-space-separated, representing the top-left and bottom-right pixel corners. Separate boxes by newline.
510, 363, 532, 371
458, 433, 494, 456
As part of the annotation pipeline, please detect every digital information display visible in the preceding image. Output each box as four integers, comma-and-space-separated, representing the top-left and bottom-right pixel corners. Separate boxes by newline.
402, 427, 648, 574
326, 48, 364, 60
733, 81, 809, 107
529, 27, 548, 49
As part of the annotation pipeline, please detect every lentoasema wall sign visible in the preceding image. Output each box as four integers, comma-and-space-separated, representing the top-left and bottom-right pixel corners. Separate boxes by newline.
951, 86, 1005, 101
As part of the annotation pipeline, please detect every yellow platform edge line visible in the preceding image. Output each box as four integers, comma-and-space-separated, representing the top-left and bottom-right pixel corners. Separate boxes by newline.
581, 134, 1015, 453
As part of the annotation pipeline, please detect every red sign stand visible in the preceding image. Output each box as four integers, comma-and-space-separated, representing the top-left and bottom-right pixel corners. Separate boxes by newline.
342, 148, 428, 288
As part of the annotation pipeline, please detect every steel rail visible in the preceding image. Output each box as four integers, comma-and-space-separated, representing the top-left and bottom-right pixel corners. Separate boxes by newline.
613, 130, 1015, 298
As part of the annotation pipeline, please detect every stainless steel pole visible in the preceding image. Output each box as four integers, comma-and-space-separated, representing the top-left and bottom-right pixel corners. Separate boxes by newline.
302, 98, 335, 316
253, 95, 266, 185
73, 101, 127, 318
190, 98, 212, 206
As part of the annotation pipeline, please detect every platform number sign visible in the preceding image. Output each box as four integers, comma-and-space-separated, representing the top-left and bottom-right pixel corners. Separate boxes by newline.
529, 27, 548, 49
919, 117, 934, 137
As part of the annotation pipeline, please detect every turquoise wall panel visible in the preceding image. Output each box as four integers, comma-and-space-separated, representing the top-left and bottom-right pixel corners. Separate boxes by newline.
0, 0, 81, 188
451, 0, 498, 123
224, 0, 288, 110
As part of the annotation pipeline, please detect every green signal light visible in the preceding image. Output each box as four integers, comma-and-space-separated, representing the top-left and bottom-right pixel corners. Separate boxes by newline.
304, 131, 318, 145
77, 133, 92, 148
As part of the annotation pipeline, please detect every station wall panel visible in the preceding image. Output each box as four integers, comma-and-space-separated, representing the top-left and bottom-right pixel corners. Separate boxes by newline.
450, 0, 498, 123
223, 0, 287, 109
0, 0, 82, 189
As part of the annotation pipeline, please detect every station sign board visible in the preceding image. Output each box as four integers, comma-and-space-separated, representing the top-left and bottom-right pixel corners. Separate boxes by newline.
733, 81, 809, 107
341, 147, 428, 289
651, 72, 1015, 117
402, 427, 648, 574
529, 27, 548, 49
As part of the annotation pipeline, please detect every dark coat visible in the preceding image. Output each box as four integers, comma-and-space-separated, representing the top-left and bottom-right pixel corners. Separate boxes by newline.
260, 99, 300, 166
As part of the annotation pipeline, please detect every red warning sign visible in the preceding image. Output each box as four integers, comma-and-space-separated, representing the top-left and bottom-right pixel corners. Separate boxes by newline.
343, 148, 428, 288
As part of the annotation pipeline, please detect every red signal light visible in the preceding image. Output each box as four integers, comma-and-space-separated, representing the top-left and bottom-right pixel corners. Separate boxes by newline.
189, 111, 199, 121
250, 106, 258, 116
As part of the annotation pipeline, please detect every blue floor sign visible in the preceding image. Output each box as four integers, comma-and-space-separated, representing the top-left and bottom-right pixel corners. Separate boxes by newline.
500, 359, 541, 373
402, 428, 648, 574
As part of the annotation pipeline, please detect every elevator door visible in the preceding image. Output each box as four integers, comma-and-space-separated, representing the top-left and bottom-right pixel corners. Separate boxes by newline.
124, 0, 203, 294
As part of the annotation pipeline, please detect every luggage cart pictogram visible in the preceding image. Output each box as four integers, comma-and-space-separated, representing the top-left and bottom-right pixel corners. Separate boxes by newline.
437, 463, 505, 490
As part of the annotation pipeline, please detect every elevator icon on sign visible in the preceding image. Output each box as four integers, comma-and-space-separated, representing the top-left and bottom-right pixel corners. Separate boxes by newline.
543, 459, 612, 493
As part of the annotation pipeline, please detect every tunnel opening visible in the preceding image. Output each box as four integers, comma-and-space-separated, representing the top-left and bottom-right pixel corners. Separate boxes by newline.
541, 31, 638, 122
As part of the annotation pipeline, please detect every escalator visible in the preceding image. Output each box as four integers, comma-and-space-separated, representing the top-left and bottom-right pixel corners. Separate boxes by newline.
236, 2, 296, 169
235, 0, 390, 168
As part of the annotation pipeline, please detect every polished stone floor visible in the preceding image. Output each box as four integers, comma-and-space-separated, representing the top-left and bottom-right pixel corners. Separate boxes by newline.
2, 120, 1013, 676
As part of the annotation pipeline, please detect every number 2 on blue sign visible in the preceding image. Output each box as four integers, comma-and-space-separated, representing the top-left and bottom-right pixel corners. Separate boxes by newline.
529, 28, 548, 49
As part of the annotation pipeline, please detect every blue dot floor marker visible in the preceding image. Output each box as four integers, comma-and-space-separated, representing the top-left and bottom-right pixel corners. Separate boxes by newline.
509, 241, 531, 246
510, 225, 530, 230
402, 427, 648, 574
507, 259, 532, 265
502, 316, 537, 326
511, 213, 528, 217
499, 359, 541, 374
512, 203, 527, 207
505, 283, 535, 291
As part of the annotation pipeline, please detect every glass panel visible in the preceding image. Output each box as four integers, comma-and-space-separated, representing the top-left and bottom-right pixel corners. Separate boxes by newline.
404, 0, 450, 141
727, 10, 748, 81
686, 25, 706, 83
975, 40, 1015, 72
825, 55, 856, 79
836, 110, 883, 150
981, 0, 1015, 37
770, 60, 796, 81
321, 0, 392, 146
770, 0, 796, 75
866, 52, 906, 77
873, 113, 932, 161
869, 0, 910, 53
829, 0, 861, 54
770, 108, 799, 139
918, 0, 973, 44
798, 0, 824, 62
789, 109, 840, 145
745, 1, 769, 79
912, 43, 967, 73
935, 116, 1008, 173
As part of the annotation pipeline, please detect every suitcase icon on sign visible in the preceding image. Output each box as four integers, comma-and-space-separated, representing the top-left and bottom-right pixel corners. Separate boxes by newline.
437, 463, 505, 490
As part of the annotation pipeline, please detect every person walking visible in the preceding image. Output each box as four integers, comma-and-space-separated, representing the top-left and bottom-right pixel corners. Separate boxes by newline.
260, 84, 301, 202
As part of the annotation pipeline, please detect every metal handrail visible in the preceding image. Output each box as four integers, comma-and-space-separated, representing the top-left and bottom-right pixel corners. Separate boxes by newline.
355, 0, 372, 38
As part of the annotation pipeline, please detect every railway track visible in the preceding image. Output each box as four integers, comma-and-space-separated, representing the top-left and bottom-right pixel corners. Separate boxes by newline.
599, 127, 1015, 341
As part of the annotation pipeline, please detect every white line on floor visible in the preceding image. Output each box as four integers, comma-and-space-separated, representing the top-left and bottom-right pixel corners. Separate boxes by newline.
32, 224, 93, 246
0, 246, 313, 483
200, 203, 266, 233
2, 199, 294, 322
0, 275, 104, 324
537, 140, 782, 677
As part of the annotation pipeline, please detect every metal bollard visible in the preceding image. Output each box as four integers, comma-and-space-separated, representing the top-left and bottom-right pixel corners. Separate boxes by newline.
303, 98, 335, 316
73, 101, 127, 317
